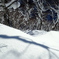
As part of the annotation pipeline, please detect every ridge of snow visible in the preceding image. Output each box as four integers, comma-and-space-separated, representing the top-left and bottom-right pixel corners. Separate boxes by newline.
0, 24, 59, 50
0, 24, 59, 59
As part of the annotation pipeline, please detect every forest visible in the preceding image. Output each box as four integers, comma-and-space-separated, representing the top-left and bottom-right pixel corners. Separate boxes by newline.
0, 0, 59, 31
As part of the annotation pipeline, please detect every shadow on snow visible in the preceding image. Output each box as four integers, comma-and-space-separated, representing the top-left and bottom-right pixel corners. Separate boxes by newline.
0, 35, 59, 59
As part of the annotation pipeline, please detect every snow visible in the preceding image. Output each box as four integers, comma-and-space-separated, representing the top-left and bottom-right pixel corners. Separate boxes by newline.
5, 0, 20, 9
0, 24, 59, 59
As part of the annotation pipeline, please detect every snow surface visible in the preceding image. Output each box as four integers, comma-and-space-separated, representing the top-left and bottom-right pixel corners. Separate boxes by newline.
0, 24, 59, 59
5, 0, 20, 9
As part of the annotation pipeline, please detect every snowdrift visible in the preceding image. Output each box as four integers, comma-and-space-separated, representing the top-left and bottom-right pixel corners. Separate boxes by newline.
0, 24, 59, 59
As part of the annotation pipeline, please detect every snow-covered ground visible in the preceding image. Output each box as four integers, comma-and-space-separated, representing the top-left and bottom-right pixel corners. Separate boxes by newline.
0, 24, 59, 59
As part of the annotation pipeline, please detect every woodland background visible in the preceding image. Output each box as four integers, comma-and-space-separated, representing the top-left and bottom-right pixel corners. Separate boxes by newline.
0, 0, 59, 31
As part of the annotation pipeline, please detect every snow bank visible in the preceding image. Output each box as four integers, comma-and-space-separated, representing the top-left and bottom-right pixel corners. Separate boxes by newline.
0, 24, 59, 59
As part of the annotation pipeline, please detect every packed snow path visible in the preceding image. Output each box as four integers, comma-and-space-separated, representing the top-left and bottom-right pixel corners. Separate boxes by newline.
0, 24, 59, 59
